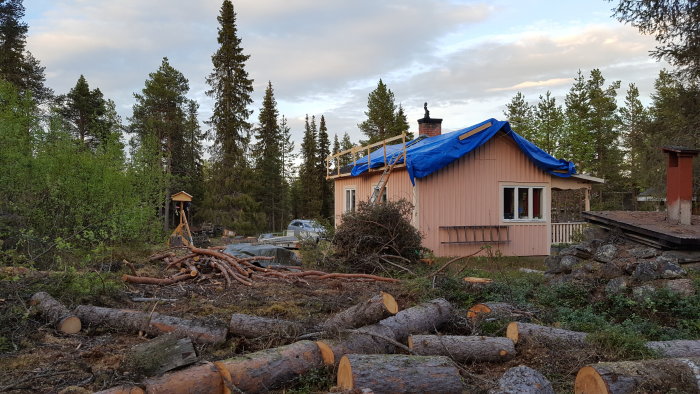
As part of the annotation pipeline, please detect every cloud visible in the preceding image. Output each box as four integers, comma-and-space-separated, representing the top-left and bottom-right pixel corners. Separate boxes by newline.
488, 78, 573, 92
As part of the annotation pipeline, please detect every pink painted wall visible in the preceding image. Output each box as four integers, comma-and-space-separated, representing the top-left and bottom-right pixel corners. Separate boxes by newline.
333, 132, 554, 256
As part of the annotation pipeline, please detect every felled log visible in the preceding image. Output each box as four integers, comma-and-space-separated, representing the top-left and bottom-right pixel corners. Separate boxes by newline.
229, 313, 304, 338
122, 333, 197, 377
408, 334, 515, 362
467, 302, 516, 319
493, 365, 554, 394
148, 251, 175, 262
144, 340, 328, 393
74, 305, 227, 345
122, 273, 192, 286
321, 291, 399, 331
646, 339, 700, 358
337, 354, 462, 394
317, 298, 454, 365
575, 357, 700, 394
506, 322, 587, 347
29, 291, 81, 334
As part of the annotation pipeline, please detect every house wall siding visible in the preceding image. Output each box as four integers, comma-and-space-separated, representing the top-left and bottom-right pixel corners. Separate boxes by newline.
332, 132, 553, 256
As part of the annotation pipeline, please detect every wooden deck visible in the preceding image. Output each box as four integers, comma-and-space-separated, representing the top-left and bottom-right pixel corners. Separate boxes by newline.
582, 211, 700, 249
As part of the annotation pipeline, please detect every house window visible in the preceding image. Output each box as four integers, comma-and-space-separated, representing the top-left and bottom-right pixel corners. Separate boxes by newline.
345, 188, 356, 212
502, 186, 545, 221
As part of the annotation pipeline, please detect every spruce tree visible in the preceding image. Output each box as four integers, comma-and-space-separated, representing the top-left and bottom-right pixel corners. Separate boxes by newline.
340, 132, 354, 166
0, 0, 51, 101
586, 69, 622, 194
299, 115, 320, 218
252, 81, 286, 231
564, 70, 593, 167
279, 115, 296, 182
358, 79, 406, 144
317, 115, 332, 219
503, 92, 534, 140
620, 83, 651, 195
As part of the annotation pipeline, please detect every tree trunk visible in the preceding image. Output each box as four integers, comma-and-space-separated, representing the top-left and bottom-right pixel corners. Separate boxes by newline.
337, 354, 462, 394
467, 302, 516, 319
143, 340, 328, 393
646, 339, 700, 358
29, 292, 81, 334
506, 322, 587, 347
317, 298, 453, 365
229, 313, 304, 338
74, 305, 227, 345
408, 334, 515, 362
122, 333, 197, 377
575, 357, 700, 394
321, 291, 398, 331
494, 365, 554, 394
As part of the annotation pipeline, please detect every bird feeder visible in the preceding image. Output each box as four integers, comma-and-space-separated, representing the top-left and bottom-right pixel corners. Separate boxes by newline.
169, 191, 194, 247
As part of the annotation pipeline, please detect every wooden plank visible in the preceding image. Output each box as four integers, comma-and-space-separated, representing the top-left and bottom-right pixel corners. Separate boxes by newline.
458, 122, 492, 141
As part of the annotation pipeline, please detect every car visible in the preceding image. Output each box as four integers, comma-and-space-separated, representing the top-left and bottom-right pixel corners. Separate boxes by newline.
286, 219, 325, 240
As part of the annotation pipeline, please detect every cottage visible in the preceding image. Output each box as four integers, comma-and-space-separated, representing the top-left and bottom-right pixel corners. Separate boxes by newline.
328, 113, 603, 257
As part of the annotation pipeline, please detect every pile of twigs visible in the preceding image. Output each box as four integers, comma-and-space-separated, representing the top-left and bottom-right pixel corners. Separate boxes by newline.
122, 246, 399, 287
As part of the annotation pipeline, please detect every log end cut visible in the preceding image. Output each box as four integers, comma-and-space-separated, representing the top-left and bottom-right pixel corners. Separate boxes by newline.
506, 321, 519, 343
380, 291, 399, 314
574, 366, 609, 394
337, 355, 353, 389
57, 315, 82, 334
316, 341, 335, 365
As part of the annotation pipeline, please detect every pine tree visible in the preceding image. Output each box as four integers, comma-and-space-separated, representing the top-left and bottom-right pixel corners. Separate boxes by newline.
586, 69, 622, 191
358, 79, 407, 144
532, 91, 564, 156
130, 57, 193, 231
206, 0, 253, 190
0, 0, 51, 101
58, 75, 116, 150
252, 81, 286, 231
620, 83, 651, 194
317, 115, 332, 219
503, 92, 534, 139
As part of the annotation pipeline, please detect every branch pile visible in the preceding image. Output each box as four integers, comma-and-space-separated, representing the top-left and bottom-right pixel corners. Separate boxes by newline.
124, 246, 399, 287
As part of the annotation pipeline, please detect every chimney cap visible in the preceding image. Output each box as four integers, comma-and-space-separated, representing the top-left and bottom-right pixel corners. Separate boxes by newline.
661, 146, 700, 155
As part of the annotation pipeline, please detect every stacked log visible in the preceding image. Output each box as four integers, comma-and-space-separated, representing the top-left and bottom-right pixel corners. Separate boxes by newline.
337, 354, 462, 394
74, 305, 227, 345
408, 335, 515, 362
575, 357, 700, 393
321, 291, 399, 331
29, 292, 81, 334
317, 298, 454, 365
229, 313, 304, 338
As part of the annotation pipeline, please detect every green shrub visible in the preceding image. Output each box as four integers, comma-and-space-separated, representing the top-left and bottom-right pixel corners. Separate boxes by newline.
587, 325, 656, 360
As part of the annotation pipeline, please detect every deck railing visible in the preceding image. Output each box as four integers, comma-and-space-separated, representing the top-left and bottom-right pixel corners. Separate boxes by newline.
551, 222, 587, 244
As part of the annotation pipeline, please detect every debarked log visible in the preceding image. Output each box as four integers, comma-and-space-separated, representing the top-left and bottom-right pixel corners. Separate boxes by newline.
74, 305, 227, 345
575, 357, 700, 394
408, 334, 515, 362
337, 354, 463, 394
321, 291, 399, 332
143, 340, 329, 393
29, 291, 81, 334
317, 298, 453, 365
229, 313, 304, 338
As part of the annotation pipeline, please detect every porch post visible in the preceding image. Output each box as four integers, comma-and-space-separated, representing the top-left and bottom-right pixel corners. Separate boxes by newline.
584, 187, 591, 212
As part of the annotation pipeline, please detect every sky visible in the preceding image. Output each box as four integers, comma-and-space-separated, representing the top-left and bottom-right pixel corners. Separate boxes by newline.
24, 0, 667, 148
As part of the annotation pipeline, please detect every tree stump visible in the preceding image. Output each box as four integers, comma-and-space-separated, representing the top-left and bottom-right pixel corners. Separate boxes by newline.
321, 291, 398, 331
575, 357, 700, 393
29, 292, 81, 334
122, 333, 197, 377
337, 354, 462, 394
408, 334, 515, 362
229, 313, 304, 338
506, 322, 587, 347
646, 339, 700, 358
74, 305, 227, 344
494, 365, 554, 394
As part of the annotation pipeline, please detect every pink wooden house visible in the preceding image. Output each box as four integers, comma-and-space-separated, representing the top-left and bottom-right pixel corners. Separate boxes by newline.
329, 114, 603, 257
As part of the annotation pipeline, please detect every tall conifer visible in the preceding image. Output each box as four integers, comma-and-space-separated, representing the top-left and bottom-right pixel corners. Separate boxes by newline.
317, 115, 332, 219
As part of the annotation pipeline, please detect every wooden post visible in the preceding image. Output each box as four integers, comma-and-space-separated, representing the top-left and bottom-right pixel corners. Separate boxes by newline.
584, 187, 591, 212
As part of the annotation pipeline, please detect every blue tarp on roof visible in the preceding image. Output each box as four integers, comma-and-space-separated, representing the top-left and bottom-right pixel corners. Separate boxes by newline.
350, 118, 576, 185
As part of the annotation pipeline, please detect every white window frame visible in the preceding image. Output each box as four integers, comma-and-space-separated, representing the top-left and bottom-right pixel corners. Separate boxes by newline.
501, 185, 546, 222
344, 187, 356, 213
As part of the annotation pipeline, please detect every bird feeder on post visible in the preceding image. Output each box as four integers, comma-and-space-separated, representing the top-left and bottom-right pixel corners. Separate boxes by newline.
169, 191, 194, 247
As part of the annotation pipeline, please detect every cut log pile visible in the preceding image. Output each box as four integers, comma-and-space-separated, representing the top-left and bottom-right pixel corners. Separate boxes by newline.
124, 246, 400, 287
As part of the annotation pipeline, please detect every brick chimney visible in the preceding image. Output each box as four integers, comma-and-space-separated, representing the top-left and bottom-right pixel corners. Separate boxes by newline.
662, 146, 699, 225
418, 102, 442, 137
